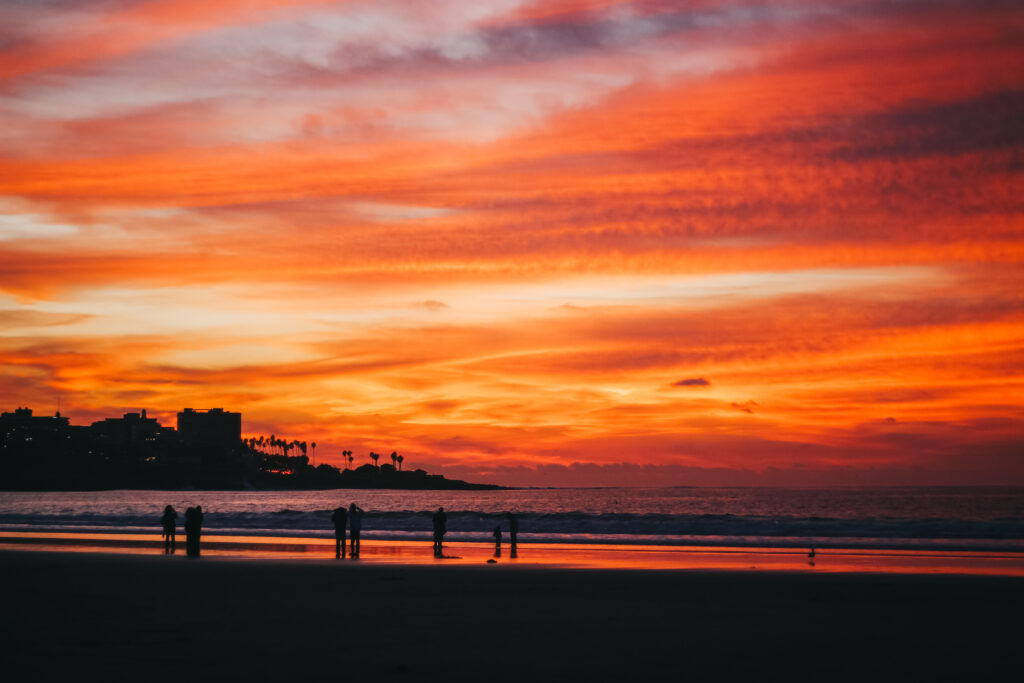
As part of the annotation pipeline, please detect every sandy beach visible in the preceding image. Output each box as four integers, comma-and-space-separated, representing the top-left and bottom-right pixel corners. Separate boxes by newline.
3, 547, 1020, 682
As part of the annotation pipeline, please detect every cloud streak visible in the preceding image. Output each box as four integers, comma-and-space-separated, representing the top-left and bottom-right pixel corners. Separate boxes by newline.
672, 378, 710, 387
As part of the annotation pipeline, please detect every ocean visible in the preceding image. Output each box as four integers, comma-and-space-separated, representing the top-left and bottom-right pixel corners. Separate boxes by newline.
1, 486, 1022, 552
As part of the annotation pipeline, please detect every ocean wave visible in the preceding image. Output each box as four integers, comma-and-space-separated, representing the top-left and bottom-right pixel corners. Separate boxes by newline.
2, 487, 1022, 552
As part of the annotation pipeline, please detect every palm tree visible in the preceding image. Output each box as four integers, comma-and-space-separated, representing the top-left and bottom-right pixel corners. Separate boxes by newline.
311, 442, 317, 465
396, 454, 404, 471
346, 451, 354, 469
390, 451, 397, 469
370, 452, 380, 470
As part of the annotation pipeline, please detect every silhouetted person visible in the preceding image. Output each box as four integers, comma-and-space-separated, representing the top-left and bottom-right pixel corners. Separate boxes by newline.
332, 506, 348, 559
508, 512, 518, 555
349, 503, 363, 558
183, 507, 194, 554
184, 505, 203, 557
493, 525, 502, 557
432, 507, 447, 557
161, 505, 178, 554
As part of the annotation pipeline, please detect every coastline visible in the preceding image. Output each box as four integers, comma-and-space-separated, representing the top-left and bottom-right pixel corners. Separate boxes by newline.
3, 548, 1020, 681
3, 530, 1024, 576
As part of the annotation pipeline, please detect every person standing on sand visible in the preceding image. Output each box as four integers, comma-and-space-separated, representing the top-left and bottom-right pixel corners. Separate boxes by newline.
183, 507, 194, 555
161, 505, 178, 554
331, 505, 348, 559
184, 505, 204, 557
349, 503, 364, 558
432, 507, 447, 557
493, 525, 502, 557
508, 512, 518, 554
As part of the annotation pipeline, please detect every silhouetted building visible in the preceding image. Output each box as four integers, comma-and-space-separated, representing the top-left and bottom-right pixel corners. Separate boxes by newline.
91, 409, 168, 444
177, 408, 241, 450
1, 407, 70, 452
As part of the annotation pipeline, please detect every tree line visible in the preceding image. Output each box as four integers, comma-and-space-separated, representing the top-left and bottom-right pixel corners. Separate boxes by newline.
245, 436, 405, 471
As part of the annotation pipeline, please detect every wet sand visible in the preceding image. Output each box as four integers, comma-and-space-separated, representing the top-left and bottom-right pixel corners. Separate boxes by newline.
4, 531, 1024, 575
2, 548, 1020, 681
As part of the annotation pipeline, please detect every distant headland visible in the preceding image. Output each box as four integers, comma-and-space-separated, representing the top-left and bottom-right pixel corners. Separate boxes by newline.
0, 407, 505, 491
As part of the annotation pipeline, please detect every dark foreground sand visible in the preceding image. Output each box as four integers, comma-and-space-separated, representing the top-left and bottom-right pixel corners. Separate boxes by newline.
2, 550, 1020, 682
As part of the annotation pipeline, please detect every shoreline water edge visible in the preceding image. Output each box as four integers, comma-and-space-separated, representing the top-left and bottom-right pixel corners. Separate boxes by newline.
3, 531, 1024, 576
2, 486, 1022, 576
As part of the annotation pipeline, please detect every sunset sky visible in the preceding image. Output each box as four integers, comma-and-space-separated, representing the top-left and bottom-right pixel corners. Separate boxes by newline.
1, 0, 1022, 486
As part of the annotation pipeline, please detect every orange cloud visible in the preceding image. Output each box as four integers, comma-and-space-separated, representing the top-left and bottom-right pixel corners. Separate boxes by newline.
0, 0, 348, 83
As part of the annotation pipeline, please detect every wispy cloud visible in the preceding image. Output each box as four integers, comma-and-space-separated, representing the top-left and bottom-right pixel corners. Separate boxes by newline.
672, 378, 710, 387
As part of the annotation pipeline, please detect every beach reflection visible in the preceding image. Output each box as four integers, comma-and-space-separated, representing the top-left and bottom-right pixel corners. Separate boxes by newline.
2, 531, 1023, 576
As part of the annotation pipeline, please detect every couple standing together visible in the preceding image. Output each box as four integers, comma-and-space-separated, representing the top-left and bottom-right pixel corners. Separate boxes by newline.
161, 504, 203, 557
331, 503, 363, 558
